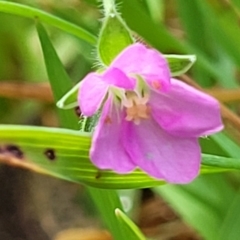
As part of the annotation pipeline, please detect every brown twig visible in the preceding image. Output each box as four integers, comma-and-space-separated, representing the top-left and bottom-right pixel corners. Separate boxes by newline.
0, 78, 240, 134
0, 81, 54, 103
205, 89, 240, 103
0, 80, 240, 104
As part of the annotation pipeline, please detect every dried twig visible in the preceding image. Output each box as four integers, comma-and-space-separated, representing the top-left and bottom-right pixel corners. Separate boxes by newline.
0, 81, 53, 103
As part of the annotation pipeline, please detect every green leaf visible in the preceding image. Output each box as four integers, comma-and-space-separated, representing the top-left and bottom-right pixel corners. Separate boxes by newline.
0, 125, 163, 189
115, 209, 146, 240
176, 0, 238, 88
165, 54, 196, 76
1, 125, 240, 189
219, 189, 240, 240
155, 174, 235, 240
0, 1, 96, 45
98, 5, 133, 65
145, 0, 165, 23
120, 0, 186, 53
120, 0, 238, 89
37, 22, 79, 129
87, 188, 125, 239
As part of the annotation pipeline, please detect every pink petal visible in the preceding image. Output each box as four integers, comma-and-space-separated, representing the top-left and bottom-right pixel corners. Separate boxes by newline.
78, 73, 109, 116
90, 99, 136, 173
103, 67, 135, 90
150, 79, 224, 137
122, 119, 200, 183
111, 43, 171, 91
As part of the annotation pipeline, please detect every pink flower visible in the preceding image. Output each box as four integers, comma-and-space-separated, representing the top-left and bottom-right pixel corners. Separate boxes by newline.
78, 43, 223, 183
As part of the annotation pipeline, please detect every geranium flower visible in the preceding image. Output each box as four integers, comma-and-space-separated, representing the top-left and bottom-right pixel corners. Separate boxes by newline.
78, 43, 223, 183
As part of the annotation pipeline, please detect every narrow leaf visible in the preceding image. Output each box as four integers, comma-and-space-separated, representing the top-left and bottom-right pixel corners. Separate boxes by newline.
120, 0, 186, 53
115, 209, 146, 240
0, 1, 96, 44
0, 125, 163, 189
0, 125, 240, 189
37, 22, 79, 129
156, 174, 235, 240
219, 189, 240, 240
87, 188, 125, 240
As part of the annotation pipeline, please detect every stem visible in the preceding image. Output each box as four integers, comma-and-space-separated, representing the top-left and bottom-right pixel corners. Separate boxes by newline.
0, 1, 96, 44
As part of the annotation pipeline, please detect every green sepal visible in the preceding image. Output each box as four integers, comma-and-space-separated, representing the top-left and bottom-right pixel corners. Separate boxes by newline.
98, 5, 134, 66
165, 54, 196, 76
56, 81, 80, 109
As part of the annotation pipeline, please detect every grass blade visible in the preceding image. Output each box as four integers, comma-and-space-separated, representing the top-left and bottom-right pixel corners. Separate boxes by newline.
0, 1, 96, 44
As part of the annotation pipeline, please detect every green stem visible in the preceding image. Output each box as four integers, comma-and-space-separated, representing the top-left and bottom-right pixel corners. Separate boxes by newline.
0, 1, 96, 44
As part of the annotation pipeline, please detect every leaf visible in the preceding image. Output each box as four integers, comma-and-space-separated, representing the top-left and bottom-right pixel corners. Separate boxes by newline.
218, 189, 240, 240
87, 188, 126, 239
0, 125, 240, 189
119, 0, 186, 53
145, 0, 165, 23
37, 22, 79, 129
98, 5, 133, 65
115, 209, 146, 240
156, 174, 235, 240
0, 1, 96, 44
176, 0, 238, 88
120, 0, 238, 89
0, 125, 163, 189
165, 54, 196, 76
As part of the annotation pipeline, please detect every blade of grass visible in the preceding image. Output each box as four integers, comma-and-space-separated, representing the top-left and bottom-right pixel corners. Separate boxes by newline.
0, 125, 163, 189
0, 125, 240, 188
115, 208, 146, 240
156, 174, 235, 240
145, 0, 165, 23
119, 0, 186, 53
176, 0, 238, 88
37, 22, 78, 129
120, 0, 237, 89
219, 188, 240, 240
0, 1, 96, 44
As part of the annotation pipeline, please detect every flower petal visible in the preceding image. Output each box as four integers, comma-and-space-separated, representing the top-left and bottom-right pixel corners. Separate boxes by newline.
122, 119, 200, 183
103, 67, 135, 90
90, 99, 136, 173
150, 79, 223, 137
78, 73, 109, 116
111, 43, 171, 91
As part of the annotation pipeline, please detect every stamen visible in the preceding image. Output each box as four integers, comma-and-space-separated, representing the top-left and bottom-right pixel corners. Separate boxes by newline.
124, 92, 151, 124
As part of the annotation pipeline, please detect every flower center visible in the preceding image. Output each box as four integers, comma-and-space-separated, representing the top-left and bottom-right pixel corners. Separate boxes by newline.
124, 92, 151, 124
